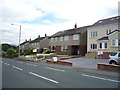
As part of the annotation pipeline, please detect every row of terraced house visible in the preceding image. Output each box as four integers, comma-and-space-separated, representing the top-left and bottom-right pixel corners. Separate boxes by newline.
20, 16, 120, 59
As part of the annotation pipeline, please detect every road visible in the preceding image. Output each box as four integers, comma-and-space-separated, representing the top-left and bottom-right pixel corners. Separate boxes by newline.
1, 58, 119, 88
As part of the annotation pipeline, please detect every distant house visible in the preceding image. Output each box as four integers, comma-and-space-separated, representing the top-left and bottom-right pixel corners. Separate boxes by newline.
29, 34, 49, 51
87, 16, 120, 59
20, 39, 30, 53
49, 25, 89, 56
20, 34, 49, 53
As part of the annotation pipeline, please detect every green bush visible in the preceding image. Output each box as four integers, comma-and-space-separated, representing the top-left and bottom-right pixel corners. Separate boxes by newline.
24, 47, 36, 55
42, 49, 52, 54
2, 52, 8, 57
55, 52, 69, 55
7, 47, 17, 57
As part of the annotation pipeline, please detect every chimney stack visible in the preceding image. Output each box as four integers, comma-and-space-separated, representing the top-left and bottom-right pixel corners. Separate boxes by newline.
45, 34, 47, 37
75, 23, 77, 28
29, 38, 31, 41
38, 35, 40, 38
25, 39, 27, 42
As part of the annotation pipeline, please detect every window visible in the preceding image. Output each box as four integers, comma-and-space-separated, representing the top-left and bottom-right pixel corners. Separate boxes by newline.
106, 29, 112, 35
64, 35, 69, 41
91, 44, 97, 49
54, 37, 57, 42
112, 39, 119, 47
118, 53, 120, 57
91, 31, 97, 37
51, 46, 56, 51
99, 43, 102, 49
99, 43, 108, 49
60, 36, 63, 41
61, 45, 68, 51
51, 38, 54, 42
73, 34, 79, 40
105, 43, 107, 49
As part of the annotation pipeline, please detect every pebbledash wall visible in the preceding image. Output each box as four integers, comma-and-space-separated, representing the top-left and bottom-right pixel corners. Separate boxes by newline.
49, 26, 88, 56
87, 16, 120, 59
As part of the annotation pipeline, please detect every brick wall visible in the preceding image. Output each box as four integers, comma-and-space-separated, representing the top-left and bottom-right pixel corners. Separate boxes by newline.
96, 52, 111, 59
98, 63, 120, 72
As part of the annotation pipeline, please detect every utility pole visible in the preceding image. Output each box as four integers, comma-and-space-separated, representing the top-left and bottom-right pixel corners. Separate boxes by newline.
11, 24, 21, 57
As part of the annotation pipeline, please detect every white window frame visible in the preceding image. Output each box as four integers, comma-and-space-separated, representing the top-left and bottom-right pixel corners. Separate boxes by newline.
99, 43, 108, 49
112, 39, 119, 47
90, 31, 97, 38
73, 34, 79, 40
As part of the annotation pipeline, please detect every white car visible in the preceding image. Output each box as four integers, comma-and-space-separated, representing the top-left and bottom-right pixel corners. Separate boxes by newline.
109, 51, 120, 65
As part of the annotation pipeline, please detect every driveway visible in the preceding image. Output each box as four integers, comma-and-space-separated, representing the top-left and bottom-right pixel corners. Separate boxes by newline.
63, 57, 109, 69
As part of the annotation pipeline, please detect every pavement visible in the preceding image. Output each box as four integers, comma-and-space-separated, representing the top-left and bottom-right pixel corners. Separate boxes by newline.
1, 58, 119, 88
63, 57, 109, 69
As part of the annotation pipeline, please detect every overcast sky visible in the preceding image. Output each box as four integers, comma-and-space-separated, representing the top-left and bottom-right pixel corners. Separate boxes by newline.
0, 0, 119, 45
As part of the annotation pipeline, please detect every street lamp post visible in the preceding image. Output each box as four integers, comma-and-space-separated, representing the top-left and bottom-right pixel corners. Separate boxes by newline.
11, 24, 21, 57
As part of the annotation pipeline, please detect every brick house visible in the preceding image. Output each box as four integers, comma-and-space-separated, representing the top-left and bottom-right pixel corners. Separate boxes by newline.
49, 25, 89, 56
87, 16, 120, 59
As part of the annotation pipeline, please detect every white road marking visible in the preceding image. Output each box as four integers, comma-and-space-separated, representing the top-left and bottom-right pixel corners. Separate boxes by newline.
45, 67, 65, 72
27, 63, 37, 66
4, 63, 10, 66
29, 72, 59, 84
17, 61, 23, 63
12, 66, 23, 71
81, 74, 120, 83
30, 64, 37, 66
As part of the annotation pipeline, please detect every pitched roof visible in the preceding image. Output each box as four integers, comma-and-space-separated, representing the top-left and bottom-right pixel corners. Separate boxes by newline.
50, 26, 90, 38
97, 36, 109, 41
91, 16, 120, 27
29, 37, 45, 43
20, 41, 29, 45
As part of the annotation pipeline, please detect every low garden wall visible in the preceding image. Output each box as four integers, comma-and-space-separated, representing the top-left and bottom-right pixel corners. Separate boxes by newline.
98, 63, 120, 72
46, 60, 72, 66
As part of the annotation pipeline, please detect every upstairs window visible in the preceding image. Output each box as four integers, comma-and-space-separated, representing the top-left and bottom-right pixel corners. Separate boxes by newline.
73, 34, 79, 40
91, 31, 97, 38
51, 38, 54, 42
64, 35, 69, 41
106, 29, 112, 35
54, 37, 58, 42
60, 36, 63, 41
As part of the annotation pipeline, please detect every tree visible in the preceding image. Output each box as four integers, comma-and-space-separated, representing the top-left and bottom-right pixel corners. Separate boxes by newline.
2, 44, 11, 52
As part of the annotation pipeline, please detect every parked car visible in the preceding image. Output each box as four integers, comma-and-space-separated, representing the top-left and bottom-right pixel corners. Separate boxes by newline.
108, 51, 120, 65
